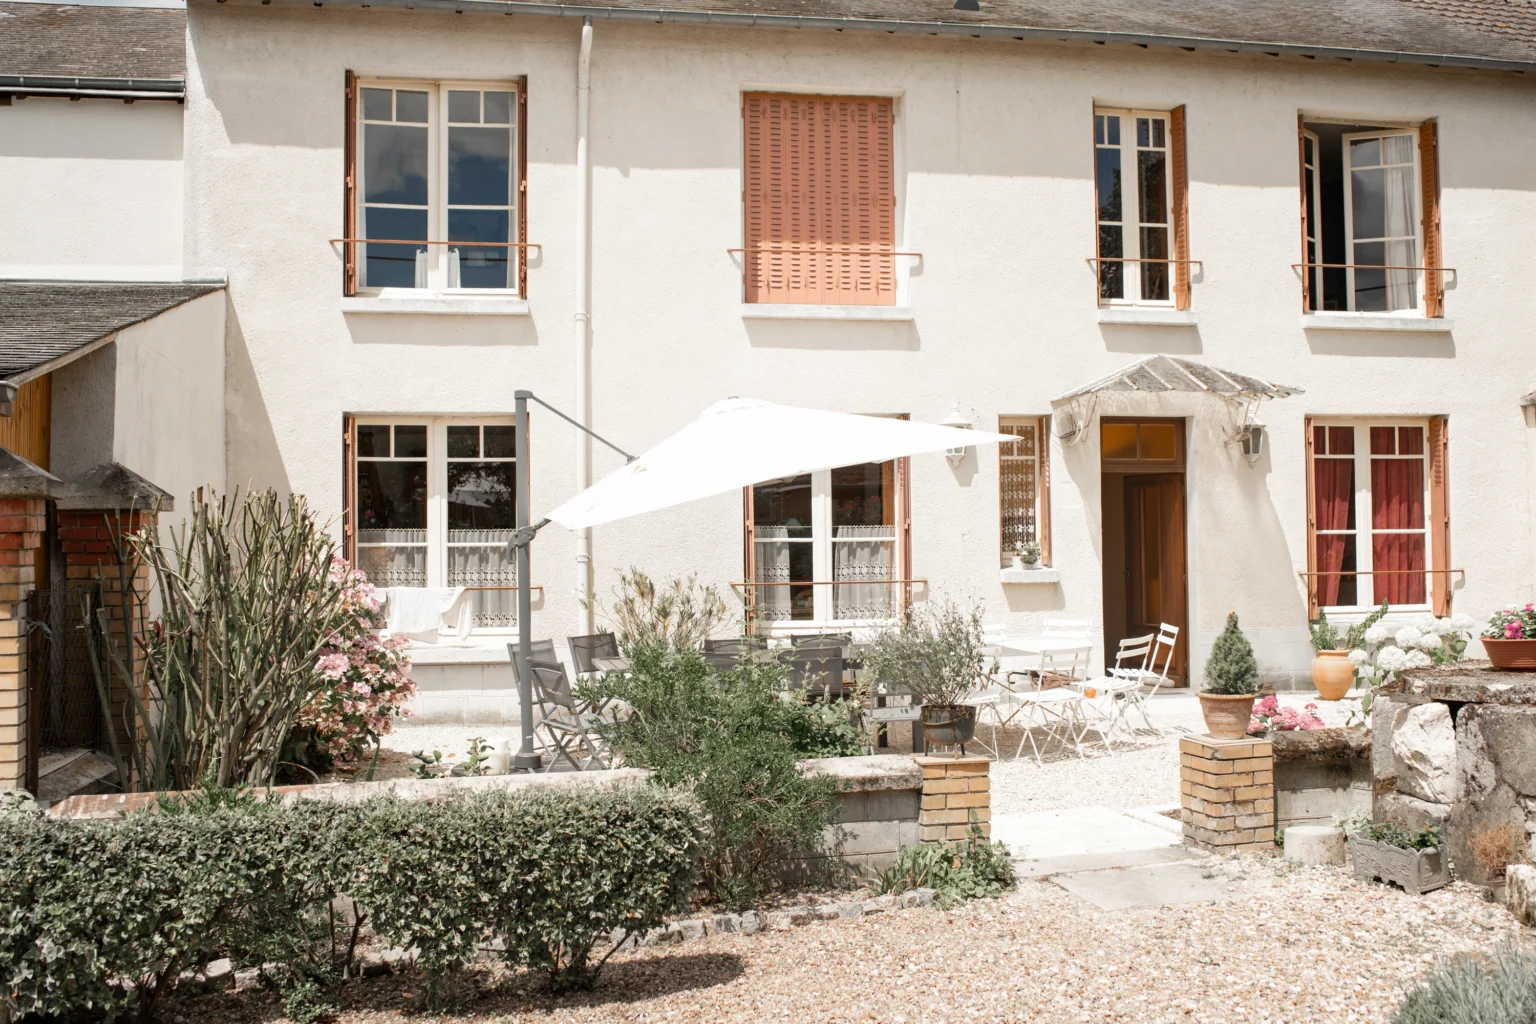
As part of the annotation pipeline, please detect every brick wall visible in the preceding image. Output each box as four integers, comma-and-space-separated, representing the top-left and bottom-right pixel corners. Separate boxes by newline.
1180, 735, 1275, 852
0, 499, 47, 790
916, 754, 991, 842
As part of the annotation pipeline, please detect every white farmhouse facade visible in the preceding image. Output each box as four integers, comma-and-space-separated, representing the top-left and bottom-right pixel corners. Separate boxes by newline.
179, 0, 1536, 717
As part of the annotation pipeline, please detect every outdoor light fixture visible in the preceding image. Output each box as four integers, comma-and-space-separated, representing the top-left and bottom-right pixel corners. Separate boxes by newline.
939, 402, 972, 466
1241, 424, 1266, 465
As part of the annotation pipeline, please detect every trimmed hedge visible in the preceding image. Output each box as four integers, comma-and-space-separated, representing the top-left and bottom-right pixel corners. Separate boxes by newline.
0, 783, 704, 1020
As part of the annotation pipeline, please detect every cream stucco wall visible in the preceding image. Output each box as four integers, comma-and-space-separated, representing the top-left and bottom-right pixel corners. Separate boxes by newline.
0, 97, 185, 280
184, 2, 1536, 684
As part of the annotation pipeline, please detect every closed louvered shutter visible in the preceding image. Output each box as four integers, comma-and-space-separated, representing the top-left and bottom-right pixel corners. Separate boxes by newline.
743, 93, 896, 305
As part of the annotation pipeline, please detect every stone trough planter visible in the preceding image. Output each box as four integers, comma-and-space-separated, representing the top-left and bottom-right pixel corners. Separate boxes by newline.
1348, 834, 1450, 894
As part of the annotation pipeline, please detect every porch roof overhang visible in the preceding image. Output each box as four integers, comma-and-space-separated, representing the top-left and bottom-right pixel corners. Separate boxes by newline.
1051, 355, 1303, 404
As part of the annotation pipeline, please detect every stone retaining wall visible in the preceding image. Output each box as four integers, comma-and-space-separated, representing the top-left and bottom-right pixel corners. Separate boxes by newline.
1272, 728, 1371, 830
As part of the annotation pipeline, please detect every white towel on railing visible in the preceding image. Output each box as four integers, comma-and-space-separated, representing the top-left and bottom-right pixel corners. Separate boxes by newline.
383, 586, 472, 642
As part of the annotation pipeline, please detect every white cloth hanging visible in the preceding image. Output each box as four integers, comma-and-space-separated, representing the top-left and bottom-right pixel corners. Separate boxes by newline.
384, 586, 473, 642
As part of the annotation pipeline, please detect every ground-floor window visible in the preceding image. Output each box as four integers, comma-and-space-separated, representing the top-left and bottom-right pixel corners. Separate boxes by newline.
1308, 417, 1450, 614
998, 416, 1051, 567
745, 458, 908, 627
345, 417, 518, 629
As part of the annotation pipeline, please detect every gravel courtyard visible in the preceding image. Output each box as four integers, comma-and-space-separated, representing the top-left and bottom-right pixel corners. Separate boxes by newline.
181, 855, 1527, 1024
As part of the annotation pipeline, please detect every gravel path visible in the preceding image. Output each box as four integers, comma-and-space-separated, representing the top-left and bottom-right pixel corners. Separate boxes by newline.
174, 854, 1528, 1024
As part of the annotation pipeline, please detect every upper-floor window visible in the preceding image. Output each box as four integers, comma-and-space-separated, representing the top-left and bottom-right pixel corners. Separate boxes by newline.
1299, 119, 1442, 316
344, 77, 525, 296
1094, 106, 1190, 309
741, 92, 897, 306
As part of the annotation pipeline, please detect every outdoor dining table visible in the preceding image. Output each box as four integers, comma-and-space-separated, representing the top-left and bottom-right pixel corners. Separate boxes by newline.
988, 634, 1094, 657
591, 655, 630, 673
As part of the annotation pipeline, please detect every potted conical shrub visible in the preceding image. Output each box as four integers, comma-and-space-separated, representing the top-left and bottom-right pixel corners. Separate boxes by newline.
1201, 612, 1259, 739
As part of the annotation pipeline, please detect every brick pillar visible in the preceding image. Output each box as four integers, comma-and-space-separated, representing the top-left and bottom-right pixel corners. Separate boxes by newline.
0, 499, 47, 791
1180, 735, 1275, 852
58, 509, 155, 763
915, 754, 991, 842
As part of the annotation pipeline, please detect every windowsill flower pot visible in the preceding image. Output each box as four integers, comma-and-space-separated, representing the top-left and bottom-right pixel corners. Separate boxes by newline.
1200, 612, 1260, 740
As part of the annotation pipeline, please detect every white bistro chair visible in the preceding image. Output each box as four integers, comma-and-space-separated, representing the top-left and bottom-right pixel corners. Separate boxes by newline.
1108, 622, 1179, 735
1076, 634, 1153, 751
977, 645, 1092, 763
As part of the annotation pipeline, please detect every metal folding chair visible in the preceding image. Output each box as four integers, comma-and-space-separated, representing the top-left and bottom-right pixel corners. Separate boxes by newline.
778, 646, 846, 700
1110, 623, 1178, 734
1078, 633, 1154, 750
1003, 645, 1092, 763
567, 632, 620, 676
507, 639, 558, 756
528, 659, 612, 771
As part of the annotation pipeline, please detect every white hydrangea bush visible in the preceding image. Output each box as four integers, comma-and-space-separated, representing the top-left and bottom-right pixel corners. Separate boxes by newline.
1341, 611, 1472, 725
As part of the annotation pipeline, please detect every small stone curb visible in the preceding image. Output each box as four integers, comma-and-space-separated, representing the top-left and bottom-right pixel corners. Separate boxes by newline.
609, 888, 936, 951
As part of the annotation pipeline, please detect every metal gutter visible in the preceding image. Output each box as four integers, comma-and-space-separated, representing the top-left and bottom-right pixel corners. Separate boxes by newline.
252, 0, 1536, 74
0, 75, 185, 100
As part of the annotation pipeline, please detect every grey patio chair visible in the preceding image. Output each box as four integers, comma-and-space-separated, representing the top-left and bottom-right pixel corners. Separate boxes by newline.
507, 639, 559, 756
779, 647, 846, 700
528, 658, 612, 772
705, 636, 767, 655
567, 631, 621, 676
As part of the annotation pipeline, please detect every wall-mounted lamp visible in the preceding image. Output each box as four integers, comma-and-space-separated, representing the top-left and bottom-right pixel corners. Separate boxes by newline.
1240, 423, 1265, 465
939, 401, 972, 466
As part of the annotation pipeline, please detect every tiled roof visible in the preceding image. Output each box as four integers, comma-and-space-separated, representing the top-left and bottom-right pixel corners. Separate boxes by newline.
0, 281, 222, 380
0, 2, 185, 82
444, 0, 1536, 69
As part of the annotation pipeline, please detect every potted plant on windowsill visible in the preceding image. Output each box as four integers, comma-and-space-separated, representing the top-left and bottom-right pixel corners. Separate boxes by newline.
1482, 605, 1536, 670
1308, 608, 1353, 701
863, 598, 992, 752
1200, 612, 1259, 740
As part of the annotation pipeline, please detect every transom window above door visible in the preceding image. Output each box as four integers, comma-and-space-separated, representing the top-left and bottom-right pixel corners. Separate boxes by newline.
746, 459, 909, 627
344, 78, 526, 296
1093, 107, 1190, 309
347, 418, 520, 629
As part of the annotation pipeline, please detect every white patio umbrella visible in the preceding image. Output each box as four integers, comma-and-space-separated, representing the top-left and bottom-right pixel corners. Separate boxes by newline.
543, 397, 1016, 530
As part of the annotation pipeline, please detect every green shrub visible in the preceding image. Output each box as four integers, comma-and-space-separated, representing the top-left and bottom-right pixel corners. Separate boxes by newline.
1310, 608, 1342, 652
876, 822, 1017, 909
1392, 946, 1536, 1024
0, 784, 704, 1019
585, 640, 843, 908
1204, 612, 1259, 695
1366, 821, 1442, 851
862, 598, 992, 708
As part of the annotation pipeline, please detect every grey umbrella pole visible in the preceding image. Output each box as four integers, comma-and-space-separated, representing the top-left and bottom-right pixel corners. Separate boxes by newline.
512, 391, 541, 771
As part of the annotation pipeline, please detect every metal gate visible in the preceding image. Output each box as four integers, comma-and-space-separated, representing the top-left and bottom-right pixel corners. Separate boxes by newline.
24, 584, 105, 794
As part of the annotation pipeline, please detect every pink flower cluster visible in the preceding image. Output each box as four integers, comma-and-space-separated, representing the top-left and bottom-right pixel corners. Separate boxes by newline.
1249, 694, 1325, 734
296, 557, 416, 764
1486, 605, 1536, 641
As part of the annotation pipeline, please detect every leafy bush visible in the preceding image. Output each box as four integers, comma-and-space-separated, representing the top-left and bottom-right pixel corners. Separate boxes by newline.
1392, 946, 1536, 1024
862, 598, 992, 707
585, 640, 843, 908
1344, 600, 1391, 652
0, 784, 704, 1020
876, 822, 1017, 909
597, 568, 730, 651
1204, 612, 1258, 695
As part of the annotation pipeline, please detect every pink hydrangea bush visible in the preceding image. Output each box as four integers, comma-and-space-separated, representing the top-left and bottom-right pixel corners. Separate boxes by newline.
295, 557, 415, 765
1248, 694, 1325, 735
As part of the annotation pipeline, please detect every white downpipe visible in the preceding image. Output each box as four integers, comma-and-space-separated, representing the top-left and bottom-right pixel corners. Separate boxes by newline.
574, 17, 594, 632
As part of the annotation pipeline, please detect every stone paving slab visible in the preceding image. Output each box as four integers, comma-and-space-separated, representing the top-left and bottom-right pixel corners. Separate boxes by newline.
1052, 860, 1239, 911
993, 805, 1186, 876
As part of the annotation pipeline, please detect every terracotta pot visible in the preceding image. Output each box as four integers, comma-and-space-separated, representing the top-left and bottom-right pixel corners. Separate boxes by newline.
1481, 638, 1536, 671
1198, 691, 1258, 740
919, 704, 977, 747
1311, 650, 1356, 700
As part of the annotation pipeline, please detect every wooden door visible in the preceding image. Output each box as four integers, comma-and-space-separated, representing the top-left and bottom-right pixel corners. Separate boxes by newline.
1125, 473, 1187, 683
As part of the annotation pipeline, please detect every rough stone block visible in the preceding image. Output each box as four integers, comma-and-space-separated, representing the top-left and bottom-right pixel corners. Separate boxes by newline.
1375, 791, 1451, 833
710, 913, 741, 934
862, 895, 896, 914
738, 910, 765, 933
1392, 702, 1457, 804
1507, 864, 1536, 927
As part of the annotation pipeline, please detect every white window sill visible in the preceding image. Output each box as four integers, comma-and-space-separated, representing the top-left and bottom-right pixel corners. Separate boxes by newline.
739, 303, 913, 322
407, 640, 518, 666
342, 293, 529, 316
1097, 307, 1196, 326
1000, 567, 1061, 585
1301, 313, 1452, 333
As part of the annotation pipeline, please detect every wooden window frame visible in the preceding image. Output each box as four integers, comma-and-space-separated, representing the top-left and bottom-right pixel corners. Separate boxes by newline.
344, 76, 529, 298
741, 92, 898, 306
1093, 106, 1188, 309
1304, 417, 1449, 616
998, 415, 1052, 567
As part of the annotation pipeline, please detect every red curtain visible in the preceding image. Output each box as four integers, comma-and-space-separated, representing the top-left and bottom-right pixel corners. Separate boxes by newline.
1372, 458, 1426, 604
1312, 458, 1354, 606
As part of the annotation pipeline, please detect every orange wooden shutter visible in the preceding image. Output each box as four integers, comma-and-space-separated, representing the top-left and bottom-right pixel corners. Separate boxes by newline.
742, 93, 896, 305
1037, 415, 1053, 566
1428, 416, 1451, 614
343, 70, 358, 297
1419, 121, 1443, 318
517, 79, 529, 297
1169, 105, 1191, 310
1297, 114, 1310, 314
1304, 415, 1318, 618
342, 415, 357, 564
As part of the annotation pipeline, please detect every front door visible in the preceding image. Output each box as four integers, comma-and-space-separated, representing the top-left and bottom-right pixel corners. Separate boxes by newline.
1124, 473, 1188, 683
